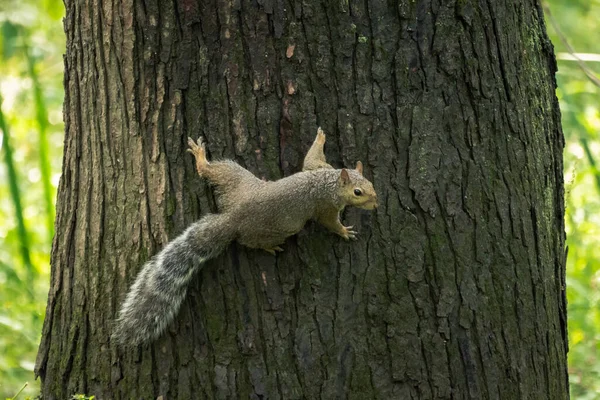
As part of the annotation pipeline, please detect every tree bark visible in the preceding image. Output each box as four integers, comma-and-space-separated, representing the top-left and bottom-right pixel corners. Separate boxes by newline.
36, 0, 568, 398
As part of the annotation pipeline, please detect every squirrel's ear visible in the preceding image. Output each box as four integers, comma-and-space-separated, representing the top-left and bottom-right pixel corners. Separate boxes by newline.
355, 161, 363, 175
340, 168, 351, 184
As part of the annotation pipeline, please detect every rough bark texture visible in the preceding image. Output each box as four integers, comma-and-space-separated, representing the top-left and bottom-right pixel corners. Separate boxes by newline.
36, 0, 568, 398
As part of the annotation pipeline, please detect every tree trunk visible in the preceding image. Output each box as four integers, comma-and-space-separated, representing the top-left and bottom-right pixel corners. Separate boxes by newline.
36, 0, 568, 398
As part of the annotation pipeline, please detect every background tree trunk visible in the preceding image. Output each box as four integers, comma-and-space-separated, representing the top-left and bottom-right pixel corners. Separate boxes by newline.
36, 0, 568, 398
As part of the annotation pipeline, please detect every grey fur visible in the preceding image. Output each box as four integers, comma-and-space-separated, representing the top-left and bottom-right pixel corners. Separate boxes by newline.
111, 213, 234, 346
112, 131, 377, 346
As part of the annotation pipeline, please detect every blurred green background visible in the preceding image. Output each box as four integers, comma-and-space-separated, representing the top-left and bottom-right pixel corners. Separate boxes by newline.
0, 0, 598, 398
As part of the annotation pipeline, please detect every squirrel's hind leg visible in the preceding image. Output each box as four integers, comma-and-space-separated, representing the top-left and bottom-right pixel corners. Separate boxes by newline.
188, 137, 265, 211
187, 137, 261, 186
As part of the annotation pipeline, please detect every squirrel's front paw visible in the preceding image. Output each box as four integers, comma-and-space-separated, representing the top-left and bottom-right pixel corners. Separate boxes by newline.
316, 127, 326, 145
340, 225, 358, 241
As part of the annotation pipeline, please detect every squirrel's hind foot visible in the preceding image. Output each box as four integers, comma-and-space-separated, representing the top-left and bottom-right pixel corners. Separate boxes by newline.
263, 246, 284, 256
187, 137, 208, 174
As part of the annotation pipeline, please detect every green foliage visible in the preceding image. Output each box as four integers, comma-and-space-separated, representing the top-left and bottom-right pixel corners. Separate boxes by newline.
0, 0, 64, 398
545, 1, 600, 398
4, 381, 28, 400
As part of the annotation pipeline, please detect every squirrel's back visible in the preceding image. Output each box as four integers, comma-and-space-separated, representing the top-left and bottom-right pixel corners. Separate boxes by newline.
229, 169, 343, 249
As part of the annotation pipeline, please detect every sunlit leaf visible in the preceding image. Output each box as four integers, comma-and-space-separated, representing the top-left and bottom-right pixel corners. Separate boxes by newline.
0, 21, 20, 61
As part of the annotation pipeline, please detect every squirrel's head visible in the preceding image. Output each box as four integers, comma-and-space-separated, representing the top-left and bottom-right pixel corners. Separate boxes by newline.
338, 161, 378, 210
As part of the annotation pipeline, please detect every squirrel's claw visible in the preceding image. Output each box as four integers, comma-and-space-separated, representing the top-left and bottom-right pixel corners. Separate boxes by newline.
188, 137, 209, 174
316, 127, 326, 145
187, 137, 207, 157
263, 246, 284, 255
187, 137, 205, 150
187, 137, 198, 151
341, 225, 358, 241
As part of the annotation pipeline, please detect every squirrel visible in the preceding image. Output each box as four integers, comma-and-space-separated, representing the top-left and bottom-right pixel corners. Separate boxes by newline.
112, 128, 378, 346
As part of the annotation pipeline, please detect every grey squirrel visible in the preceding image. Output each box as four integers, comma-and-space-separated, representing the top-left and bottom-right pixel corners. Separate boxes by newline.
112, 128, 378, 346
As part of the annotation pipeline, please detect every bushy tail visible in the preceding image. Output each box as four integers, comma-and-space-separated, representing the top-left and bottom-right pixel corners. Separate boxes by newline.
112, 213, 235, 346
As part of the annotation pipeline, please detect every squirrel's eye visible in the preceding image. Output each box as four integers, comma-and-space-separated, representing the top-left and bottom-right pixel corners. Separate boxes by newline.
354, 189, 362, 196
